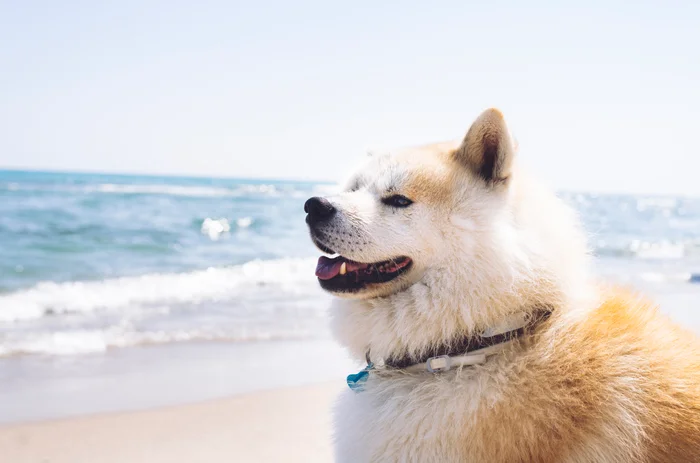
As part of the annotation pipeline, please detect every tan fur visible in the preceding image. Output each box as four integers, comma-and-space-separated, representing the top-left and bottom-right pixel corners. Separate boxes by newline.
465, 290, 700, 462
307, 108, 700, 462
455, 108, 514, 182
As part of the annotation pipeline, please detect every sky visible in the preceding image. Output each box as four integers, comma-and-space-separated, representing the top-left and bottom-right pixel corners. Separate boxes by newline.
0, 1, 698, 194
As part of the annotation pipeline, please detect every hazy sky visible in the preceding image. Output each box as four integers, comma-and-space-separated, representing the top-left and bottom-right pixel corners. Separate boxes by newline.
1, 1, 698, 194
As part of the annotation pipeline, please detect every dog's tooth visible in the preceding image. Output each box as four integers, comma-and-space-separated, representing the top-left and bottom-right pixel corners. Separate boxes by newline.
339, 262, 347, 275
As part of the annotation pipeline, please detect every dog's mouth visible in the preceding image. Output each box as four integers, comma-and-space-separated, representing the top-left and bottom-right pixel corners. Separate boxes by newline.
315, 254, 413, 293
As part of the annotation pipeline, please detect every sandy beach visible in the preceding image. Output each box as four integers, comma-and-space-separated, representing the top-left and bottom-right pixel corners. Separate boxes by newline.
0, 381, 341, 463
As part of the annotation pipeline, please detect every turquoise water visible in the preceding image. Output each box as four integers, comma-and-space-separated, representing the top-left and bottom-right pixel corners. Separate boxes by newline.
0, 170, 325, 291
1, 169, 699, 357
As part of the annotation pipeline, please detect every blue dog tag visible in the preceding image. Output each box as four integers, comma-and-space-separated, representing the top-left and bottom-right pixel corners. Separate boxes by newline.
347, 363, 373, 392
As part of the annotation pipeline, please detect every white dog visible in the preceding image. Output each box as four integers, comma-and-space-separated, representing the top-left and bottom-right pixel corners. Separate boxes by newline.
304, 108, 700, 462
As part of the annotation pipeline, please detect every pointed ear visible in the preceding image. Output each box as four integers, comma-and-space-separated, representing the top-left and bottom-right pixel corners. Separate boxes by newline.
454, 108, 515, 184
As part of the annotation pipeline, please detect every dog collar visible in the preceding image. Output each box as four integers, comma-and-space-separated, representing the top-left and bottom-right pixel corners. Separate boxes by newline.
347, 309, 551, 392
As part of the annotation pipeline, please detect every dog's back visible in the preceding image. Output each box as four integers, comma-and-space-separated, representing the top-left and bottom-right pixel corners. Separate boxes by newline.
465, 290, 700, 462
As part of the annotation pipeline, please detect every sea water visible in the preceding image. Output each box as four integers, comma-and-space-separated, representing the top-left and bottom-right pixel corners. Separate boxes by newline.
1, 169, 700, 357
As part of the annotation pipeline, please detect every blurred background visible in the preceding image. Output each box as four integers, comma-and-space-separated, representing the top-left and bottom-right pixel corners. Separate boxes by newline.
1, 1, 699, 425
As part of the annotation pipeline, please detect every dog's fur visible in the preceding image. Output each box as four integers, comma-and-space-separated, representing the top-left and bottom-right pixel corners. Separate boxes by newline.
308, 109, 700, 462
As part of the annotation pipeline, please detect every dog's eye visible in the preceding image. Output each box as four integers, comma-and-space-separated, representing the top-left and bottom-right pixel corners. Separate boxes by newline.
382, 195, 413, 208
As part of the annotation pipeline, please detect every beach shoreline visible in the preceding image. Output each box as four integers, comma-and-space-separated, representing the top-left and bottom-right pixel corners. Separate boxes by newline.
0, 338, 356, 425
0, 381, 342, 463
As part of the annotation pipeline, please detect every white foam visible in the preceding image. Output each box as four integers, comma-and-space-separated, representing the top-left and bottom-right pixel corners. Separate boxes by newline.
236, 217, 253, 228
0, 326, 322, 357
199, 216, 255, 239
95, 184, 236, 197
629, 240, 685, 260
636, 197, 678, 211
639, 272, 692, 283
0, 258, 319, 323
13, 330, 110, 355
200, 217, 231, 240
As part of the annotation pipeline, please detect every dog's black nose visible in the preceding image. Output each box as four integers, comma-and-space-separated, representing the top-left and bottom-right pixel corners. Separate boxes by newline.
304, 196, 336, 223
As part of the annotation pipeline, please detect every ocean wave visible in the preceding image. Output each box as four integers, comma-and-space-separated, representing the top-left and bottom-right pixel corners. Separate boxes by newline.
629, 240, 686, 260
593, 239, 700, 260
94, 184, 241, 197
200, 217, 231, 240
635, 197, 679, 212
199, 217, 254, 240
1, 182, 304, 198
0, 258, 319, 323
638, 272, 695, 283
0, 327, 317, 357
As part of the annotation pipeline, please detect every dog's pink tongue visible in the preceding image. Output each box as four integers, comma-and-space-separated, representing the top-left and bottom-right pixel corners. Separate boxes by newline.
315, 256, 344, 280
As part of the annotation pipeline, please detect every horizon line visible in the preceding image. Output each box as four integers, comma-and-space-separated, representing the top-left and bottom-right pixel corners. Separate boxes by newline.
0, 166, 336, 185
0, 166, 696, 199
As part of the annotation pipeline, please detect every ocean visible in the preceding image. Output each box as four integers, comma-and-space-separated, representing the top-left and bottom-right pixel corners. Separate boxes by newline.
1, 169, 700, 359
2, 169, 700, 422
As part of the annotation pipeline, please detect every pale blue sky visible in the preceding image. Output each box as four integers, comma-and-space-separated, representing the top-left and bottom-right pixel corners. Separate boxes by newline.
1, 1, 698, 194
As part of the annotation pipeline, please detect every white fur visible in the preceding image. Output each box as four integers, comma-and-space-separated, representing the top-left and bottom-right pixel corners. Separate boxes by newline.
309, 110, 606, 461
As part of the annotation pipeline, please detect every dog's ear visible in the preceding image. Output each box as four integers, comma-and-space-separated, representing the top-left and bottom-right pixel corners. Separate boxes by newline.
454, 108, 514, 184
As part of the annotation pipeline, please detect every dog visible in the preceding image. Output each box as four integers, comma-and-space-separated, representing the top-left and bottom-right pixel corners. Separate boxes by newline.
304, 108, 700, 462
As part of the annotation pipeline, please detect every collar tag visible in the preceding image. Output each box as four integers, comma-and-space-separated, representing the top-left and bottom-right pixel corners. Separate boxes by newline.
347, 362, 373, 392
426, 355, 451, 373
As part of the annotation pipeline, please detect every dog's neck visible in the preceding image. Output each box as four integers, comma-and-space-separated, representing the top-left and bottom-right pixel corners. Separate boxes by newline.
378, 308, 552, 370
330, 267, 571, 364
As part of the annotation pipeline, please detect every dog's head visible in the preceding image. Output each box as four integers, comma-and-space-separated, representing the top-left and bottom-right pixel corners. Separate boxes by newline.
306, 108, 519, 299
305, 109, 588, 359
